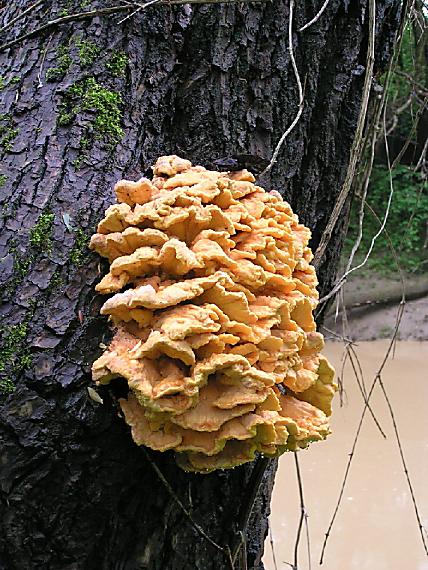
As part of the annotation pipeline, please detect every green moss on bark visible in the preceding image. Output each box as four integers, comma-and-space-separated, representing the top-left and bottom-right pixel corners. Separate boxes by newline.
0, 322, 31, 396
106, 51, 128, 77
76, 39, 100, 67
7, 213, 55, 292
46, 46, 73, 82
30, 212, 55, 252
58, 78, 123, 142
70, 228, 89, 265
0, 113, 18, 152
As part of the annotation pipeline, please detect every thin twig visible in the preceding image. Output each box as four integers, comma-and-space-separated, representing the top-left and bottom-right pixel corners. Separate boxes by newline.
415, 136, 428, 171
394, 69, 428, 97
268, 521, 279, 570
360, 207, 428, 567
320, 204, 407, 566
0, 0, 43, 34
315, 22, 418, 311
332, 94, 409, 367
313, 0, 376, 269
238, 531, 248, 570
226, 546, 236, 570
304, 502, 312, 570
390, 95, 428, 169
317, 105, 396, 307
320, 325, 354, 345
319, 300, 405, 565
292, 453, 310, 570
298, 0, 331, 32
317, 185, 394, 303
142, 448, 229, 560
118, 0, 163, 24
336, 334, 349, 406
347, 344, 387, 438
0, 0, 272, 53
345, 107, 384, 274
319, 38, 412, 557
348, 343, 366, 397
364, 208, 406, 299
378, 377, 428, 555
37, 34, 52, 88
398, 169, 427, 251
319, 377, 368, 566
385, 95, 412, 136
0, 5, 131, 53
259, 0, 304, 177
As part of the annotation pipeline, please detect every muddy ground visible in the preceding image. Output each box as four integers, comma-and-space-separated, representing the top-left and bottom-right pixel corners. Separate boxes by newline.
323, 272, 428, 341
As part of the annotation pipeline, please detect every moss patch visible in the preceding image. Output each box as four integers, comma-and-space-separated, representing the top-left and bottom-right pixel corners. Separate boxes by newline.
0, 174, 7, 187
58, 77, 124, 169
58, 78, 123, 142
49, 269, 64, 291
0, 113, 18, 152
30, 212, 55, 252
13, 253, 32, 281
7, 213, 55, 292
7, 246, 32, 292
70, 228, 89, 265
0, 322, 31, 396
72, 135, 91, 169
46, 46, 73, 82
106, 50, 128, 78
76, 39, 100, 67
0, 76, 17, 90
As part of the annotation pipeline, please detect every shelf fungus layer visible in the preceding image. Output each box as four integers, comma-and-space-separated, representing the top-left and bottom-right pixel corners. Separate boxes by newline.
91, 155, 336, 473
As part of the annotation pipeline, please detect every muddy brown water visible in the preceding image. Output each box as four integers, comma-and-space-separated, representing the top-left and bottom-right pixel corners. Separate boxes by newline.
263, 340, 428, 570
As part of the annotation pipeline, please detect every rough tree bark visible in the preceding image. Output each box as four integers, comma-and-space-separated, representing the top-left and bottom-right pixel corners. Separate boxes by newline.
0, 1, 401, 568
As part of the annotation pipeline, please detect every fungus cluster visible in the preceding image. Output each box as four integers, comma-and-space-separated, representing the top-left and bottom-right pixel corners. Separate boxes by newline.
91, 155, 336, 473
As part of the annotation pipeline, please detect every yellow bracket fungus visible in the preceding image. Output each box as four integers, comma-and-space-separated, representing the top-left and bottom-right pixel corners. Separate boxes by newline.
91, 155, 336, 473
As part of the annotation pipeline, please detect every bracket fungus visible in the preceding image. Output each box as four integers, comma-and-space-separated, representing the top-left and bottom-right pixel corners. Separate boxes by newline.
91, 155, 336, 473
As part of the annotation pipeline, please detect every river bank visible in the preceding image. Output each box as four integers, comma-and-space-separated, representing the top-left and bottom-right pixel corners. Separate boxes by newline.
324, 271, 428, 341
324, 293, 428, 340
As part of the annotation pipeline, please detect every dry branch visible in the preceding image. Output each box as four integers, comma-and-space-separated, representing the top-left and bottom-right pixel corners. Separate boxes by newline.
313, 0, 376, 269
259, 0, 304, 177
268, 521, 279, 570
378, 379, 428, 556
0, 0, 43, 34
319, 301, 405, 565
298, 0, 331, 32
317, 106, 396, 307
292, 453, 310, 570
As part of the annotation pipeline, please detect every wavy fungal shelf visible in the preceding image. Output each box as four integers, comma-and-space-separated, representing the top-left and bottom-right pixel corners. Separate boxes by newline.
90, 155, 336, 473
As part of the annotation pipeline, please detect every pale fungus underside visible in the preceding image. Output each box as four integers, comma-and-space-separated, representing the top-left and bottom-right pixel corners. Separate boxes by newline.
90, 155, 336, 473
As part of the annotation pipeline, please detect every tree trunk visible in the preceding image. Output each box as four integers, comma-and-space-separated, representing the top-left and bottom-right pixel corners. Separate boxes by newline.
0, 1, 402, 568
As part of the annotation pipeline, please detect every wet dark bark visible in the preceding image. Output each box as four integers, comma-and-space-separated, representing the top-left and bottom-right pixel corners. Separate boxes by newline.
0, 1, 401, 569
